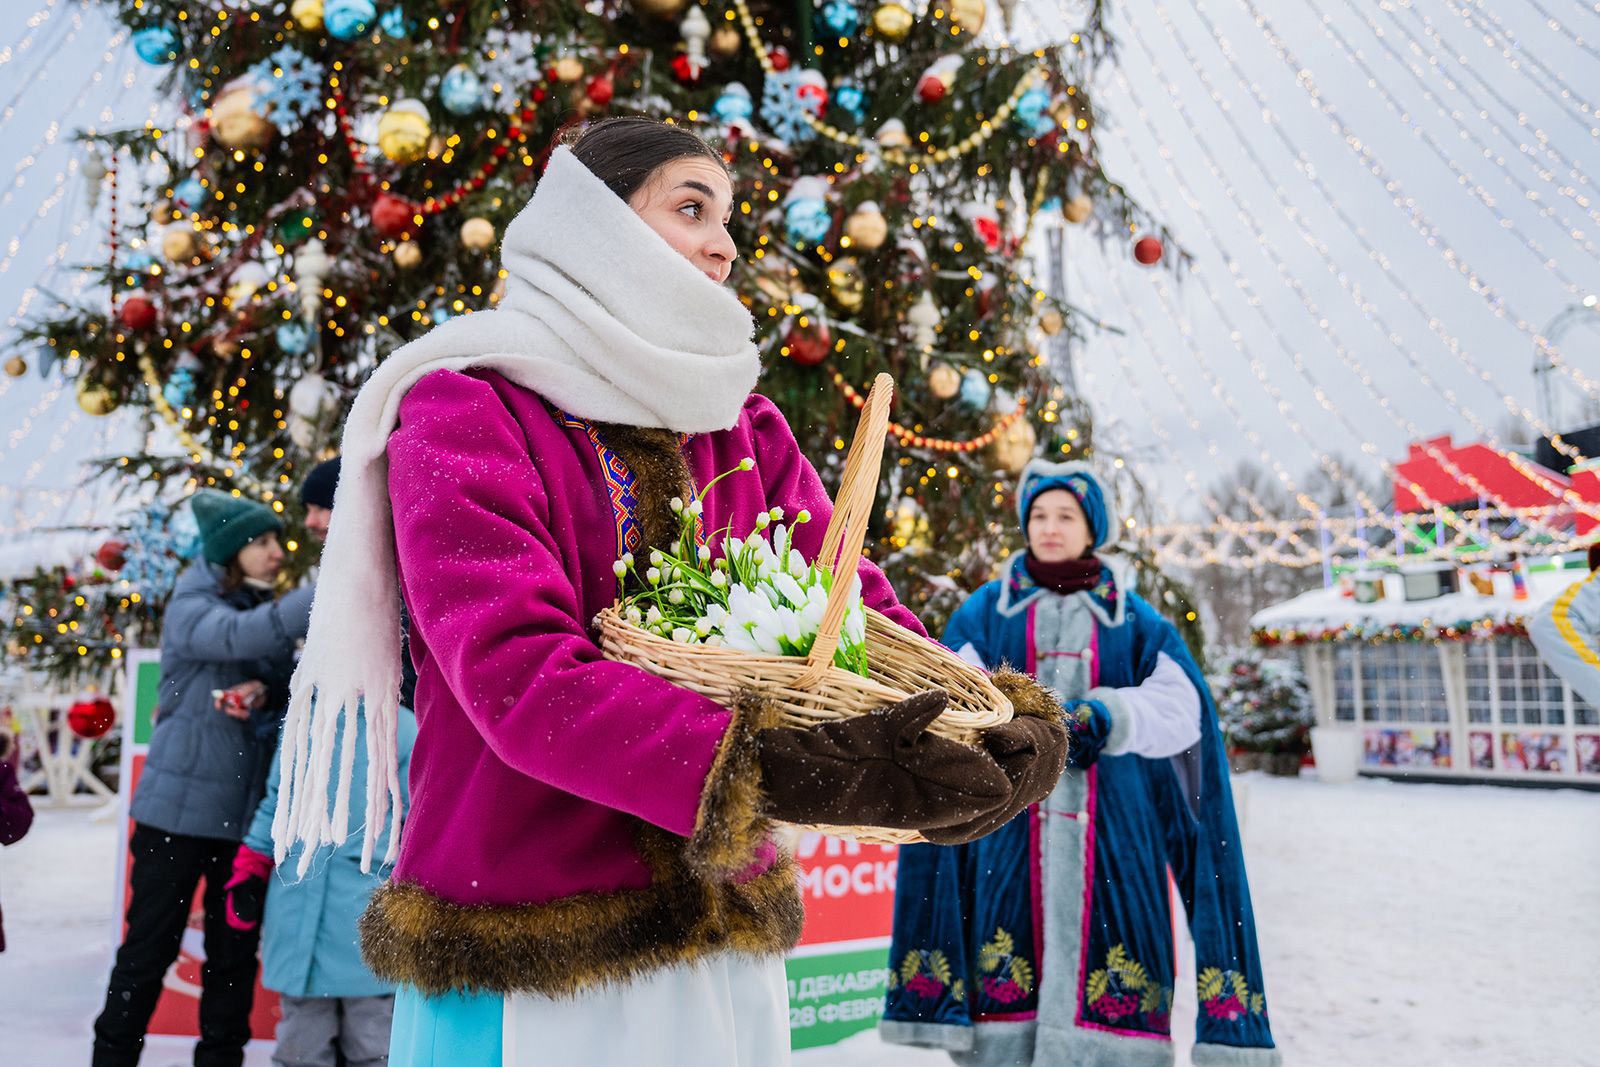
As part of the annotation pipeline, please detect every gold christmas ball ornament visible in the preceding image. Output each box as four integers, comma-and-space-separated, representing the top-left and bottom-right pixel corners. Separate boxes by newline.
210, 84, 277, 151
826, 257, 866, 313
160, 226, 199, 262
378, 99, 432, 164
1039, 308, 1065, 336
993, 416, 1037, 474
710, 23, 742, 57
552, 55, 586, 83
76, 377, 119, 417
490, 274, 507, 304
392, 239, 423, 269
1051, 96, 1075, 126
631, 0, 690, 16
4, 355, 26, 378
460, 217, 497, 252
871, 1, 915, 42
1063, 194, 1093, 224
947, 0, 986, 36
927, 362, 961, 399
290, 0, 325, 31
843, 201, 888, 251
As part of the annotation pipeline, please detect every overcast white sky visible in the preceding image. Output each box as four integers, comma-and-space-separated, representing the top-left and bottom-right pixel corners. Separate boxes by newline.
2, 0, 1598, 539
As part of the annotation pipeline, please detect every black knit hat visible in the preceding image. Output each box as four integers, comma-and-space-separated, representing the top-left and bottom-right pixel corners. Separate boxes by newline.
300, 456, 341, 510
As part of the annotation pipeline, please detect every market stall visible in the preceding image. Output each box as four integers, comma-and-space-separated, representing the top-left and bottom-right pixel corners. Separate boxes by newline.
1250, 559, 1600, 782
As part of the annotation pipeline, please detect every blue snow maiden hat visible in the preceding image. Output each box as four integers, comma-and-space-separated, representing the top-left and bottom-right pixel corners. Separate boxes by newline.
1016, 458, 1115, 549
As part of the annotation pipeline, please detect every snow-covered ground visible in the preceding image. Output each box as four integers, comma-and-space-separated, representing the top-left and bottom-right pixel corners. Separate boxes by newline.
2, 774, 1595, 1066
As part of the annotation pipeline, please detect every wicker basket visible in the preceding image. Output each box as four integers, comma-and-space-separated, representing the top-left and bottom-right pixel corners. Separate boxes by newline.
596, 373, 1012, 845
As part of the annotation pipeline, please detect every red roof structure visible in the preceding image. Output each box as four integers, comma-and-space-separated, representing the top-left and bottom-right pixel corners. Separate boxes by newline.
1393, 435, 1573, 512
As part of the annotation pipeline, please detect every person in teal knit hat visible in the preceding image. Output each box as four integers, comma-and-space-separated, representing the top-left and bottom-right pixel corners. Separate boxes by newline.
94, 489, 315, 1067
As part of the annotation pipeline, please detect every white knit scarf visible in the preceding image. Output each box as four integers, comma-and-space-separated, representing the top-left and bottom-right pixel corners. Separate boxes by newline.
272, 146, 760, 873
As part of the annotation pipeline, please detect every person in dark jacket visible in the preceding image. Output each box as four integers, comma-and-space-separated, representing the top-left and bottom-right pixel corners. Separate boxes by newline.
93, 489, 314, 1067
0, 726, 35, 953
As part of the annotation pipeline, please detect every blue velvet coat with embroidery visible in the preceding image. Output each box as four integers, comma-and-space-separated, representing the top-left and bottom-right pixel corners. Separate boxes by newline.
883, 556, 1276, 1059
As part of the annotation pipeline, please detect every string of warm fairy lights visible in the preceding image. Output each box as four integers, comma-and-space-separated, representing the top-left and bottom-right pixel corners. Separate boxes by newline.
1300, 0, 1600, 319
1393, 3, 1599, 230
728, 0, 1045, 167
1153, 0, 1598, 475
1111, 42, 1593, 542
829, 371, 1028, 451
1216, 0, 1600, 419
1444, 0, 1599, 130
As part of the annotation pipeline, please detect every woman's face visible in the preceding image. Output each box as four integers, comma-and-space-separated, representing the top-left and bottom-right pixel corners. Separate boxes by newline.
236, 530, 285, 583
628, 156, 737, 284
1027, 489, 1093, 563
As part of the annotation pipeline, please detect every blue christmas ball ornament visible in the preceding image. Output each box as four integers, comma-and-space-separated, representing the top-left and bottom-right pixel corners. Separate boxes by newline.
818, 0, 859, 38
276, 320, 312, 355
959, 368, 992, 408
162, 367, 196, 411
431, 306, 452, 324
379, 8, 413, 37
785, 198, 832, 247
440, 64, 486, 115
324, 0, 376, 40
132, 26, 180, 65
123, 250, 155, 273
832, 81, 866, 124
172, 177, 205, 214
1013, 85, 1055, 137
713, 84, 754, 126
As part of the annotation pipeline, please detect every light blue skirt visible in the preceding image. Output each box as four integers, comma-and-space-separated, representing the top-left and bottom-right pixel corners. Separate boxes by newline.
389, 987, 503, 1067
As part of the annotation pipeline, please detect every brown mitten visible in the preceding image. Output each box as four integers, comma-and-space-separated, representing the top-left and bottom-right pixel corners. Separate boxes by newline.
920, 715, 1069, 845
756, 690, 1011, 830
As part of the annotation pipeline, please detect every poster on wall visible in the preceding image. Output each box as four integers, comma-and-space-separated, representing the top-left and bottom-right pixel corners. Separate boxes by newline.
1500, 732, 1569, 773
1576, 734, 1600, 776
1363, 728, 1452, 769
117, 650, 280, 1042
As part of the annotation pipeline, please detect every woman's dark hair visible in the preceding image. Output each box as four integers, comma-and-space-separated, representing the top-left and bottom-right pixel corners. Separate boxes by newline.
219, 558, 247, 593
565, 117, 726, 203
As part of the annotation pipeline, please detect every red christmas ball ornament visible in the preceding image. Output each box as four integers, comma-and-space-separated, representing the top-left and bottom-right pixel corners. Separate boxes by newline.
586, 73, 615, 107
1133, 235, 1164, 265
68, 697, 116, 740
119, 295, 158, 332
96, 539, 128, 572
61, 574, 77, 592
670, 53, 702, 84
916, 75, 947, 104
768, 46, 791, 72
372, 192, 420, 239
785, 320, 832, 366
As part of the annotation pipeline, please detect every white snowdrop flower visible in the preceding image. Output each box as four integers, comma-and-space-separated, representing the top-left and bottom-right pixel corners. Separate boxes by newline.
697, 545, 712, 564
788, 549, 808, 577
704, 634, 724, 647
688, 499, 704, 517
725, 536, 744, 556
647, 566, 662, 585
768, 507, 784, 520
670, 497, 684, 513
625, 605, 644, 623
646, 606, 664, 626
773, 572, 806, 607
775, 605, 803, 644
612, 560, 627, 578
711, 571, 728, 588
754, 512, 771, 530
695, 618, 713, 637
671, 627, 693, 643
649, 549, 665, 567
668, 589, 685, 604
796, 509, 811, 524
621, 552, 634, 566
704, 603, 729, 627
739, 457, 755, 470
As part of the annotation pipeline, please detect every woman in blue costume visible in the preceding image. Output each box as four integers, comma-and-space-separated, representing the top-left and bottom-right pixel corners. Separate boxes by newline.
881, 460, 1279, 1066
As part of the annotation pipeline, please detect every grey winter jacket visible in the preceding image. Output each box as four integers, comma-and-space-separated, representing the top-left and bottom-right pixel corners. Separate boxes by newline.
130, 562, 314, 841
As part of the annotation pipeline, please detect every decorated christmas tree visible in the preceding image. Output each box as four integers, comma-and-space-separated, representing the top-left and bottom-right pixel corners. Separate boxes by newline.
1208, 649, 1314, 773
7, 0, 1186, 679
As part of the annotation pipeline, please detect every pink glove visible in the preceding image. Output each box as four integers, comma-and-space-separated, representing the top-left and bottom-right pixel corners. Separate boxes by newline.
223, 845, 274, 932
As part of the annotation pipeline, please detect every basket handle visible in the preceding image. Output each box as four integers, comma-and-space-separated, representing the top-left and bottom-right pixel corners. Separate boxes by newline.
796, 373, 895, 690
